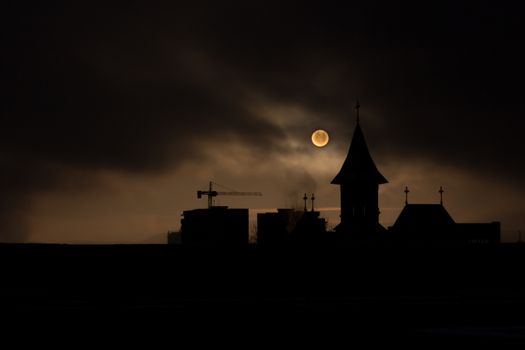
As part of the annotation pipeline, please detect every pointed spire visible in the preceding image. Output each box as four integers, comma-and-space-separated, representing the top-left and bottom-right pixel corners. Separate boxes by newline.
404, 186, 410, 205
311, 193, 315, 212
355, 99, 360, 123
331, 101, 387, 185
439, 186, 444, 205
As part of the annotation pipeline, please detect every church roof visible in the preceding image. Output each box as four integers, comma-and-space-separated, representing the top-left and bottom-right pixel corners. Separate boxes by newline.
392, 204, 455, 228
331, 121, 388, 184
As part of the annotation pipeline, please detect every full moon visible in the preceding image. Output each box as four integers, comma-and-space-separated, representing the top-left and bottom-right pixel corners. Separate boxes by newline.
311, 129, 330, 147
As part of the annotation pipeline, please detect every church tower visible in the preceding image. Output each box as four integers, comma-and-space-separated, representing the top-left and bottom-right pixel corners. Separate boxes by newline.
331, 102, 388, 234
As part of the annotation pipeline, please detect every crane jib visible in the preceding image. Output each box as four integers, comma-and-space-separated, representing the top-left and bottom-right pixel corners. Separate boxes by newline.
196, 182, 262, 208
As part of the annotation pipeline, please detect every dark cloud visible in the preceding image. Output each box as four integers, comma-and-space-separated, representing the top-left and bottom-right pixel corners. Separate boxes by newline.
1, 1, 524, 240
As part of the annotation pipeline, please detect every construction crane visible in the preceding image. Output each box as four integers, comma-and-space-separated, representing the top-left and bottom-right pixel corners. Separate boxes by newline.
197, 181, 262, 209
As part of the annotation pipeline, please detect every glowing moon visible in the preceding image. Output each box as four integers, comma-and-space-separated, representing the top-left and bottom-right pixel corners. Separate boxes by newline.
311, 129, 329, 147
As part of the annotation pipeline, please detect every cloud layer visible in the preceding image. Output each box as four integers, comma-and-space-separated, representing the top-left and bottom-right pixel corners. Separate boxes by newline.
2, 2, 524, 241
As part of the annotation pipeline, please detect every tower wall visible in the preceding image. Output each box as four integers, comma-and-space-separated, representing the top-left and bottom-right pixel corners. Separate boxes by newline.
340, 182, 379, 227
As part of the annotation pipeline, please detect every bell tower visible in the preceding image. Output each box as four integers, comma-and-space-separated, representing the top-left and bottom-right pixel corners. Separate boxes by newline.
331, 102, 388, 233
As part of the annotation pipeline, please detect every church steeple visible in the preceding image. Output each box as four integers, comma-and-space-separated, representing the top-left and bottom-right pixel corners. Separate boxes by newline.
332, 102, 387, 234
331, 102, 387, 185
355, 99, 360, 123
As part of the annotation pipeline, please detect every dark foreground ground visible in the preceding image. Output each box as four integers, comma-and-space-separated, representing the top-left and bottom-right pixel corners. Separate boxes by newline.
1, 242, 525, 345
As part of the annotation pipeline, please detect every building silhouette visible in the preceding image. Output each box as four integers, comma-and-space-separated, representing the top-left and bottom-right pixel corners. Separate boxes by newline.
180, 207, 248, 245
257, 206, 327, 245
257, 209, 302, 245
331, 102, 388, 238
167, 230, 182, 244
289, 210, 327, 243
389, 203, 500, 244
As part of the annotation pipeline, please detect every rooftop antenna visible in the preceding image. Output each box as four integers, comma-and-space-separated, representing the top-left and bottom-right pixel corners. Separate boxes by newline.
311, 193, 315, 212
303, 193, 308, 212
439, 186, 444, 205
355, 99, 361, 123
404, 186, 410, 205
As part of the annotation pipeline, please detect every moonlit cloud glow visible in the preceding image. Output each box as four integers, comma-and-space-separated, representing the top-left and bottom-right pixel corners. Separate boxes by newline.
2, 2, 524, 243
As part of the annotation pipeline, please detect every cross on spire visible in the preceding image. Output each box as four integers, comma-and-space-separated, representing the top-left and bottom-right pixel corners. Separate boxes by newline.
404, 186, 410, 205
355, 99, 360, 123
439, 186, 444, 205
303, 193, 308, 212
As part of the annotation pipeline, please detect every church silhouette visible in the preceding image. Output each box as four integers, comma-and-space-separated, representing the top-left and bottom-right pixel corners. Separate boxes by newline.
331, 102, 500, 245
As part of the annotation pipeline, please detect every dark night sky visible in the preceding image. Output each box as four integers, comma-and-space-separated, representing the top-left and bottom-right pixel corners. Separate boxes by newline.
2, 1, 524, 243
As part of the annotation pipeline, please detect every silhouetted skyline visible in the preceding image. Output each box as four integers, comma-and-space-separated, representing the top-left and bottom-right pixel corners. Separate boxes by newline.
2, 2, 524, 243
173, 104, 499, 246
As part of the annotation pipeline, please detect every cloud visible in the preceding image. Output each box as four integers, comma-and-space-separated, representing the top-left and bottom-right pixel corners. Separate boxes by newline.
1, 2, 524, 241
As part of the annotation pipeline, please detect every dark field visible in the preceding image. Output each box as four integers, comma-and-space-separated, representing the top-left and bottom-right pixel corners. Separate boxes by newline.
2, 243, 525, 345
